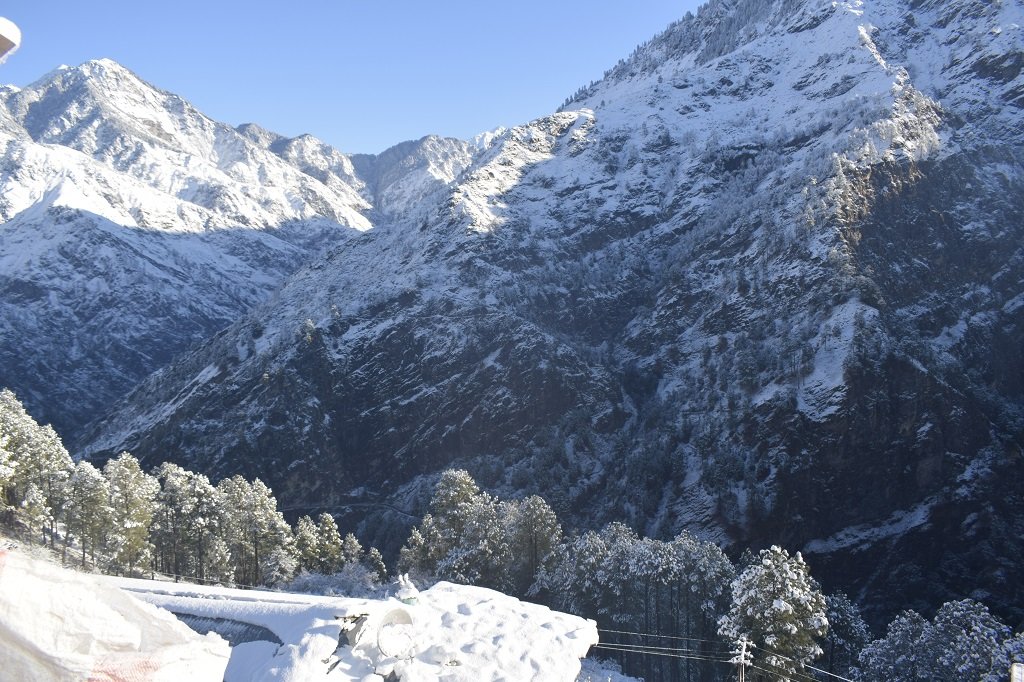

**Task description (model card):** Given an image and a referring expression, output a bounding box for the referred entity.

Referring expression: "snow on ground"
[0,548,230,681]
[797,300,877,421]
[108,574,598,681]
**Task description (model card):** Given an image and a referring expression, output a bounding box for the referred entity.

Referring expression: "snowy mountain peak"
[0,58,480,435]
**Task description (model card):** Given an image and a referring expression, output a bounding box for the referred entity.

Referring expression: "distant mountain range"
[3,0,1023,627]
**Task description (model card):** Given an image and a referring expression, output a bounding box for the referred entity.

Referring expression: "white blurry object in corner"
[0,547,230,681]
[0,17,20,63]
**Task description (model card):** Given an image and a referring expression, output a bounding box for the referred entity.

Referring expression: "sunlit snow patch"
[109,575,598,681]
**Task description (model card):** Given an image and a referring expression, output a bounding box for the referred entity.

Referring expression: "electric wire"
[592,640,732,656]
[596,627,728,646]
[597,626,857,682]
[748,662,822,682]
[589,638,733,659]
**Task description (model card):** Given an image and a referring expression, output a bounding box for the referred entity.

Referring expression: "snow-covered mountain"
[0,59,479,434]
[50,0,1024,626]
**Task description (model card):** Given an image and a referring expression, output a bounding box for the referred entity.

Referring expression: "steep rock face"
[81,0,1023,624]
[0,61,478,436]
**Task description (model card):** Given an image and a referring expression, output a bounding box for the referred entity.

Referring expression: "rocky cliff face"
[0,60,478,435]
[54,0,1024,625]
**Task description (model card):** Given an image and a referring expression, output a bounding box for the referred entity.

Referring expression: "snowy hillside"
[0,60,479,436]
[47,0,1024,627]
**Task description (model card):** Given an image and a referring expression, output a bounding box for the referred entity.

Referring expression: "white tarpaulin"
[0,548,229,682]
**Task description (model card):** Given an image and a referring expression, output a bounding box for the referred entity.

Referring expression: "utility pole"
[731,636,753,682]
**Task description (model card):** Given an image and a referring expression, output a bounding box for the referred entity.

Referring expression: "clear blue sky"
[0,1,703,154]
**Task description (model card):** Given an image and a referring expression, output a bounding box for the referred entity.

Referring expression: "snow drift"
[111,575,599,681]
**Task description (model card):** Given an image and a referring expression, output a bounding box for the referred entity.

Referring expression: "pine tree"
[413,470,513,591]
[103,452,159,575]
[860,600,1015,682]
[217,476,293,586]
[0,389,73,544]
[341,532,363,566]
[151,462,189,578]
[151,463,229,583]
[398,525,434,581]
[293,514,320,573]
[823,592,870,678]
[18,483,50,545]
[316,512,343,574]
[985,632,1024,682]
[930,600,1011,682]
[858,610,929,681]
[718,545,828,680]
[64,460,112,568]
[541,528,610,619]
[509,494,563,596]
[364,547,388,584]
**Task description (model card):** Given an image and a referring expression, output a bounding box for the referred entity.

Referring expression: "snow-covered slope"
[75,0,1024,626]
[0,60,479,436]
[0,545,596,681]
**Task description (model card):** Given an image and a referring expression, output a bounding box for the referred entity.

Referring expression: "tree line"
[2,388,1022,681]
[0,389,384,592]
[397,469,1024,682]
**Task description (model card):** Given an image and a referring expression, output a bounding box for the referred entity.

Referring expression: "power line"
[803,662,857,682]
[594,641,732,656]
[748,646,857,682]
[732,636,856,682]
[592,643,732,665]
[748,662,821,682]
[597,627,727,646]
[596,626,856,682]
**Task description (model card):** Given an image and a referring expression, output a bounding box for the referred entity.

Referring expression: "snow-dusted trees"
[103,452,159,575]
[0,389,387,590]
[858,609,928,680]
[399,469,504,588]
[822,592,870,678]
[18,483,51,545]
[217,476,294,586]
[285,512,389,596]
[718,545,828,680]
[63,461,112,567]
[544,523,734,682]
[0,389,72,543]
[151,463,231,583]
[293,514,320,572]
[399,470,562,595]
[508,494,563,596]
[316,512,344,574]
[857,599,1019,682]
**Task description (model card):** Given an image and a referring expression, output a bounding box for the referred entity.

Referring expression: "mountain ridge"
[0,58,480,434]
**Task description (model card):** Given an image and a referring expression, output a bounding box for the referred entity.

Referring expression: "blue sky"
[0,1,703,154]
